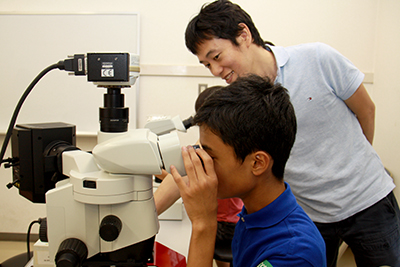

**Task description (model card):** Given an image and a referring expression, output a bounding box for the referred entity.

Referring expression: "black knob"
[99,215,122,242]
[55,238,88,267]
[39,218,48,242]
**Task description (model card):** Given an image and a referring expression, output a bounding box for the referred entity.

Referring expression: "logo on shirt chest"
[257,260,273,267]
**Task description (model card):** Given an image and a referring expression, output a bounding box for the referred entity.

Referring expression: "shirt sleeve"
[315,42,364,100]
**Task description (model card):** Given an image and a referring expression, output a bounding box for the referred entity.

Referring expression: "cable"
[0,61,65,168]
[0,55,85,260]
[27,218,43,262]
[0,54,86,170]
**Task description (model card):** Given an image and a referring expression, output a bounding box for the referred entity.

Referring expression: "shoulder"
[272,42,338,68]
[285,42,339,58]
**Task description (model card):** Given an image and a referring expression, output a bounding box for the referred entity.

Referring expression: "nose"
[209,63,223,78]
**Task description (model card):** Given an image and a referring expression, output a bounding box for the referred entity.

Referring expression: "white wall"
[372,0,400,198]
[0,0,399,235]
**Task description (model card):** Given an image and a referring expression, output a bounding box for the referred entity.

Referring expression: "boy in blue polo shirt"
[171,75,326,267]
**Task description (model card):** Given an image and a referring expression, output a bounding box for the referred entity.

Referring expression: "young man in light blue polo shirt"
[171,75,326,267]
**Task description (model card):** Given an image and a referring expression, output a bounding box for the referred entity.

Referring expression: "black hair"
[195,86,223,112]
[185,0,273,55]
[194,75,296,179]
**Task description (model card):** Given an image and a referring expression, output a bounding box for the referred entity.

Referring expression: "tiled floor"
[0,240,357,267]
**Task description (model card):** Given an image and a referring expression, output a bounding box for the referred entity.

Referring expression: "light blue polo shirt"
[269,43,395,223]
[232,183,326,267]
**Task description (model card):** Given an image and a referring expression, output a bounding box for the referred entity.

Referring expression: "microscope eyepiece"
[182,116,194,130]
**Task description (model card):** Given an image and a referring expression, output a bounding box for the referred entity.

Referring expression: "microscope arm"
[93,128,186,176]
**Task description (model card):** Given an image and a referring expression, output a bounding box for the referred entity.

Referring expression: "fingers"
[182,146,198,181]
[171,146,198,195]
[194,148,216,178]
[171,165,186,191]
[171,145,216,192]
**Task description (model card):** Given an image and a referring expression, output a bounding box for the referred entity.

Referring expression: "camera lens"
[100,88,129,132]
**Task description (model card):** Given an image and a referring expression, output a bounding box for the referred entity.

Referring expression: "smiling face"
[199,125,256,200]
[196,37,252,84]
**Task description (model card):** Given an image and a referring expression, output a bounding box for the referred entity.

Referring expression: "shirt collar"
[267,45,289,68]
[238,182,298,229]
[265,45,288,84]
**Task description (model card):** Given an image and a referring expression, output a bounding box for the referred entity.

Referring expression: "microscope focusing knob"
[99,215,122,242]
[39,217,48,242]
[55,238,88,267]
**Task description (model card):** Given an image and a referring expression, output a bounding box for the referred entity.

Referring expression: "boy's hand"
[171,146,218,267]
[171,145,218,228]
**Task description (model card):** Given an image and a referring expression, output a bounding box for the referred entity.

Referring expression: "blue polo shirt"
[232,183,326,267]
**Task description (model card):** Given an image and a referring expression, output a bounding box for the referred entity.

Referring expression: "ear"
[251,151,272,176]
[237,23,252,47]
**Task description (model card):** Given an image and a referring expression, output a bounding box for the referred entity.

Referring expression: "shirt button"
[241,217,245,222]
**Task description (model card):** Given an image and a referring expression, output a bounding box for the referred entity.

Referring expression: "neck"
[250,44,278,82]
[241,178,285,214]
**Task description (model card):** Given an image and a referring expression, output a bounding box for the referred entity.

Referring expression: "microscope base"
[82,236,155,266]
[32,240,186,267]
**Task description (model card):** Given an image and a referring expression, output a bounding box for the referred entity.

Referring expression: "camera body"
[11,122,76,203]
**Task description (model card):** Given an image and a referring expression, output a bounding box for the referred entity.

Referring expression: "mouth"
[224,71,235,83]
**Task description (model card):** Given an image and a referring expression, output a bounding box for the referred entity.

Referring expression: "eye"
[204,63,211,69]
[213,54,220,60]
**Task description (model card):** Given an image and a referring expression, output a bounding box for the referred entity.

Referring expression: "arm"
[154,171,181,215]
[171,146,218,267]
[344,84,375,144]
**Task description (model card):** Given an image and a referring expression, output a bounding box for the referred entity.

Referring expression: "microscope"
[3,53,191,267]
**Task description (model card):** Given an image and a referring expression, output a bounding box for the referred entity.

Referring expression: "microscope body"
[44,129,184,266]
[6,52,189,266]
